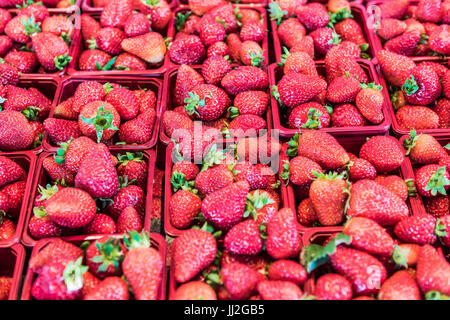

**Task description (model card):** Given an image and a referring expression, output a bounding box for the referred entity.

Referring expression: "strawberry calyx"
[215,17,228,30]
[124,231,151,249]
[61,32,72,45]
[175,11,192,32]
[424,166,450,196]
[91,237,125,273]
[277,46,290,67]
[54,137,74,164]
[391,244,409,269]
[103,82,115,94]
[301,108,323,129]
[360,82,382,91]
[444,143,450,150]
[405,179,416,197]
[143,0,159,8]
[328,30,342,45]
[328,8,353,27]
[403,129,418,156]
[170,171,196,193]
[390,90,405,111]
[21,16,41,37]
[201,144,227,171]
[184,92,212,117]
[435,218,447,238]
[63,257,88,293]
[343,180,352,214]
[117,152,144,166]
[234,7,242,23]
[286,132,300,158]
[33,206,48,218]
[300,233,352,273]
[80,105,119,143]
[418,33,429,45]
[268,2,287,27]
[21,106,41,121]
[271,85,285,108]
[249,50,264,68]
[118,176,136,188]
[54,53,72,71]
[402,75,419,96]
[227,106,240,120]
[86,38,97,50]
[97,57,117,72]
[244,190,275,220]
[193,221,222,239]
[359,43,369,52]
[37,183,61,201]
[280,159,290,185]
[425,291,450,300]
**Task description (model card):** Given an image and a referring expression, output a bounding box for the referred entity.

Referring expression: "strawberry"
[90,27,125,56]
[428,24,450,56]
[169,190,201,229]
[295,3,329,31]
[72,81,107,113]
[267,260,307,286]
[0,63,18,86]
[0,110,34,150]
[221,66,268,96]
[438,215,450,247]
[121,32,166,65]
[100,0,133,28]
[124,13,151,38]
[424,195,450,217]
[172,161,199,183]
[355,83,384,124]
[184,84,230,121]
[28,87,52,121]
[257,280,303,300]
[81,13,101,46]
[117,152,147,190]
[0,215,15,241]
[206,4,239,34]
[348,158,377,181]
[290,36,315,58]
[0,156,25,188]
[239,41,264,67]
[334,18,367,47]
[377,19,407,40]
[310,28,341,57]
[416,0,442,23]
[172,228,217,283]
[379,0,409,19]
[401,65,441,106]
[279,51,316,77]
[347,179,409,226]
[32,32,71,72]
[55,136,96,174]
[168,35,205,65]
[199,20,225,47]
[113,53,146,71]
[277,73,327,108]
[297,198,317,226]
[326,74,361,104]
[398,106,439,131]
[104,87,139,121]
[84,277,129,300]
[443,71,450,99]
[359,136,405,173]
[28,206,62,239]
[117,206,143,233]
[325,54,368,84]
[384,30,421,56]
[201,56,232,86]
[282,155,322,187]
[134,90,156,113]
[229,90,268,119]
[1,180,26,217]
[17,2,49,23]
[416,244,450,295]
[0,36,13,57]
[0,277,11,300]
[227,114,266,136]
[331,103,367,127]
[5,15,40,44]
[223,219,263,255]
[0,9,11,34]
[140,0,171,31]
[118,109,156,144]
[75,144,119,199]
[245,189,278,223]
[220,262,259,300]
[3,85,37,112]
[173,281,217,300]
[162,111,193,137]
[29,239,83,273]
[194,165,233,195]
[78,101,120,143]
[207,41,229,57]
[394,213,438,245]
[378,270,421,300]
[404,130,447,164]
[174,65,204,106]
[78,49,114,71]
[188,0,225,16]
[85,237,124,279]
[42,156,75,185]
[83,213,116,235]
[265,208,301,259]
[277,18,305,49]
[106,185,144,220]
[415,164,450,197]
[240,21,265,43]
[377,50,416,87]
[41,15,73,39]
[234,161,268,190]
[315,274,353,300]
[226,33,242,63]
[374,175,412,201]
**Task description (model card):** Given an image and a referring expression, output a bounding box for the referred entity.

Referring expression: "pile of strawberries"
[27,143,150,239]
[372,0,449,57]
[44,80,157,147]
[0,156,28,243]
[377,50,449,130]
[0,3,75,74]
[169,3,267,67]
[27,232,164,300]
[270,0,369,60]
[78,0,171,71]
[0,0,75,9]
[0,84,53,151]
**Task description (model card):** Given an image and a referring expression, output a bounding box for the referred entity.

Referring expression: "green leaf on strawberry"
[80,105,119,143]
[424,166,450,196]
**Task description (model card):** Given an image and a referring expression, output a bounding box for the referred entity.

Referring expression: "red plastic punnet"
[159,65,274,145]
[269,60,392,138]
[21,149,156,247]
[399,134,450,216]
[285,135,424,233]
[271,3,376,64]
[376,57,450,138]
[0,152,37,248]
[81,0,179,13]
[0,244,26,300]
[67,12,168,76]
[41,75,163,152]
[165,4,269,70]
[21,233,168,300]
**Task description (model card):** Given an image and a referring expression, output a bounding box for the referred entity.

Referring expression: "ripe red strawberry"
[347,179,409,226]
[296,198,317,227]
[84,276,129,300]
[239,41,264,67]
[325,53,368,84]
[3,85,37,112]
[201,56,232,86]
[355,83,384,124]
[295,3,329,31]
[277,73,327,108]
[83,213,116,235]
[55,136,96,174]
[374,175,411,201]
[81,13,101,44]
[172,161,199,183]
[384,30,421,56]
[326,74,361,104]
[117,206,143,233]
[184,84,230,121]
[174,281,217,300]
[424,195,450,217]
[226,33,242,63]
[394,213,438,245]
[281,51,317,77]
[199,20,225,47]
[224,219,263,255]
[283,155,322,187]
[359,136,405,173]
[168,35,205,65]
[427,25,450,55]
[443,70,450,99]
[162,110,193,137]
[348,158,377,181]
[310,27,341,57]
[234,161,268,190]
[331,103,367,127]
[0,9,11,34]
[435,98,450,129]
[315,273,353,300]
[245,189,278,223]
[404,131,446,164]
[169,190,201,229]
[267,260,307,286]
[277,18,305,49]
[107,184,144,220]
[44,187,96,228]
[265,208,301,259]
[220,262,259,300]
[100,0,133,28]
[221,66,269,96]
[415,164,450,197]
[240,21,265,43]
[133,89,156,113]
[201,181,249,230]
[378,0,409,19]
[416,0,442,22]
[396,105,440,130]
[104,87,139,121]
[378,270,421,300]
[229,91,268,119]
[0,216,15,241]
[28,206,62,239]
[377,19,407,40]
[377,50,416,87]
[72,81,107,113]
[227,114,266,136]
[207,41,229,58]
[0,110,35,150]
[174,65,204,106]
[116,152,147,190]
[290,36,315,58]
[1,180,25,217]
[118,109,156,144]
[401,65,441,106]
[32,32,71,72]
[17,2,49,23]
[438,215,450,247]
[113,53,146,71]
[416,244,450,295]
[90,27,125,56]
[41,15,73,39]
[123,13,150,38]
[121,32,166,65]
[28,87,51,121]
[172,228,217,283]
[0,277,11,300]
[5,15,40,44]
[257,280,303,300]
[86,237,124,279]
[140,0,171,31]
[194,165,233,195]
[42,156,75,185]
[78,101,120,143]
[0,156,25,188]
[80,271,100,298]
[0,36,13,57]
[0,63,18,86]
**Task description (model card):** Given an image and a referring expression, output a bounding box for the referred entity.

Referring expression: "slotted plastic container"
[166,4,269,70]
[269,60,392,138]
[272,3,376,64]
[81,0,178,13]
[0,152,37,248]
[21,149,156,247]
[41,75,163,152]
[286,135,423,232]
[377,57,450,138]
[21,233,168,300]
[67,12,169,76]
[159,65,274,145]
[399,134,450,216]
[0,244,26,300]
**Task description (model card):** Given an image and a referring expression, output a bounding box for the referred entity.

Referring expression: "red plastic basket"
[159,65,274,145]
[285,135,424,232]
[81,0,178,13]
[377,57,450,138]
[0,244,26,300]
[398,134,450,216]
[165,4,269,70]
[67,12,168,76]
[272,3,376,64]
[21,233,168,300]
[269,60,392,138]
[21,149,156,247]
[0,152,37,248]
[41,75,163,152]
